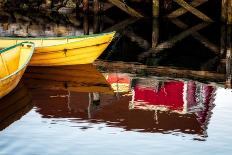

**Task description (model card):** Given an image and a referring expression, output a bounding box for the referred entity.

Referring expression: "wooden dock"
[1,0,231,24]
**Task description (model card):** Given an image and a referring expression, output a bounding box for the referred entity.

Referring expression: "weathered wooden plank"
[167,0,207,18]
[153,0,159,17]
[107,0,143,17]
[174,0,213,22]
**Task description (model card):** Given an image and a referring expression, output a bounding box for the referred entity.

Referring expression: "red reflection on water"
[31,76,215,139]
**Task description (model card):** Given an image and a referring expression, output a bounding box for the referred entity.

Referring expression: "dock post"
[221,0,227,22]
[93,0,100,14]
[76,0,80,13]
[93,15,100,33]
[83,15,89,35]
[222,0,232,24]
[226,25,232,88]
[152,18,159,48]
[153,0,159,17]
[228,0,232,24]
[83,0,89,13]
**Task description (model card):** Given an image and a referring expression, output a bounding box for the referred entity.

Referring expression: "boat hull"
[0,68,26,98]
[0,42,34,98]
[0,32,115,66]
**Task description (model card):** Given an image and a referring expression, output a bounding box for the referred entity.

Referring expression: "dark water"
[1,10,232,155]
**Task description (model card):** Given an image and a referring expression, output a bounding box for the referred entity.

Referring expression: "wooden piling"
[226,25,232,88]
[153,0,159,17]
[83,0,89,13]
[75,0,80,13]
[222,0,232,24]
[228,0,232,24]
[83,15,89,35]
[152,18,159,48]
[93,0,100,14]
[222,0,228,22]
[93,15,100,34]
[220,25,226,56]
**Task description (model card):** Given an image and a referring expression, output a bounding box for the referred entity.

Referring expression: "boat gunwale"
[0,31,116,40]
[0,42,35,82]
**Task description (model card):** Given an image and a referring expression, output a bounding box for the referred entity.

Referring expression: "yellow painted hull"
[0,42,34,98]
[23,64,114,94]
[0,32,116,66]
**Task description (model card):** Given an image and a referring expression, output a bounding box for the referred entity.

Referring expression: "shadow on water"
[0,82,33,131]
[0,9,231,154]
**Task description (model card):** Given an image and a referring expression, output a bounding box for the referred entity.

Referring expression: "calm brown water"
[0,10,232,155]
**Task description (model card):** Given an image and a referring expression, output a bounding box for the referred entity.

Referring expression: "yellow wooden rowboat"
[23,64,114,94]
[0,42,34,99]
[0,31,116,66]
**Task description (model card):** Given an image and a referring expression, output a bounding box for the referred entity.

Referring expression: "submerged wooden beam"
[154,23,209,52]
[125,31,150,49]
[173,0,213,22]
[139,22,210,59]
[94,60,226,84]
[171,19,219,54]
[153,0,159,17]
[167,0,207,18]
[107,0,143,17]
[103,17,138,32]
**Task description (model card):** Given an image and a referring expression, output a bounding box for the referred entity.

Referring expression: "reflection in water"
[23,64,113,94]
[130,78,216,139]
[25,66,216,140]
[104,73,132,93]
[0,82,33,131]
